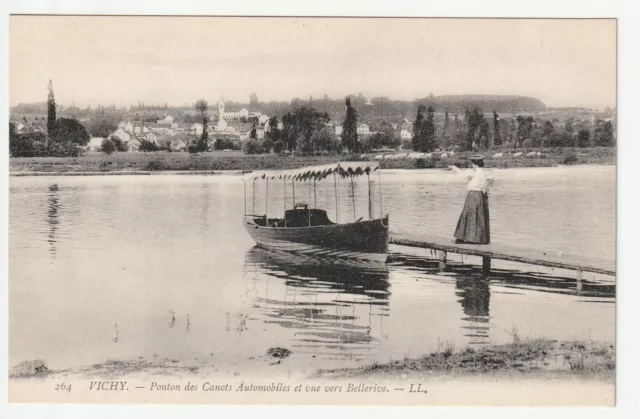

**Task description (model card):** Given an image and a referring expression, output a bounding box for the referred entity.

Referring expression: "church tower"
[218,94,225,119]
[215,93,228,132]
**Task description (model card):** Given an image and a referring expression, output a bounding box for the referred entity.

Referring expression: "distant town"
[9,81,616,162]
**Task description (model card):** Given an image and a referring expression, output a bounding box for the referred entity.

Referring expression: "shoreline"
[9,148,616,176]
[8,163,615,177]
[9,339,614,382]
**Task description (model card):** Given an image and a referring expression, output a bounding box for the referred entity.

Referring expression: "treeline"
[233,94,546,122]
[411,107,616,152]
[13,94,547,124]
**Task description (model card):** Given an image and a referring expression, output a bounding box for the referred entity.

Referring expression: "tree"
[195,99,209,152]
[412,104,426,151]
[423,106,437,151]
[310,127,340,154]
[266,116,282,143]
[243,138,262,155]
[465,108,485,151]
[110,136,128,152]
[478,119,490,149]
[341,97,359,152]
[139,139,159,152]
[52,118,90,146]
[101,139,116,155]
[593,120,615,147]
[250,92,259,105]
[273,140,287,154]
[47,79,56,137]
[10,131,47,157]
[541,120,555,147]
[577,129,591,148]
[516,116,534,146]
[89,118,118,138]
[493,112,502,147]
[282,106,331,154]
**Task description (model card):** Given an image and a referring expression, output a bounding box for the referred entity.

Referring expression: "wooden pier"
[389,232,615,281]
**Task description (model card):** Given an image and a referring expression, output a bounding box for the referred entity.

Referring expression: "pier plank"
[389,232,615,276]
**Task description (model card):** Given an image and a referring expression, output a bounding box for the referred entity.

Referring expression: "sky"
[10,16,616,109]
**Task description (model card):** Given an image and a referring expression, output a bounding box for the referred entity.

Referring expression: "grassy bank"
[9,147,615,174]
[316,339,615,381]
[10,339,614,381]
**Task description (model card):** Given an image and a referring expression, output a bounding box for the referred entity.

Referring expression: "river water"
[9,165,615,376]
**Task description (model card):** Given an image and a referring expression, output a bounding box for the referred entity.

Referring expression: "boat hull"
[243,216,389,262]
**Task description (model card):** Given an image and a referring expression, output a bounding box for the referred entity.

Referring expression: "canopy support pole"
[252,179,256,215]
[265,178,269,223]
[350,176,356,222]
[378,169,384,217]
[308,179,312,226]
[333,172,339,223]
[367,172,372,220]
[243,180,247,216]
[283,177,287,228]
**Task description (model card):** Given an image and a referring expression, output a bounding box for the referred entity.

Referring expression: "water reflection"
[244,247,390,360]
[456,278,491,345]
[47,184,61,259]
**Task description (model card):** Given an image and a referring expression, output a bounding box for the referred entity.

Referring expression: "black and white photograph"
[6,14,619,406]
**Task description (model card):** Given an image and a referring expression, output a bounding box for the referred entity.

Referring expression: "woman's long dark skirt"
[454,190,490,244]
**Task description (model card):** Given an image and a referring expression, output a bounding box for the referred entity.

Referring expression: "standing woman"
[449,155,495,244]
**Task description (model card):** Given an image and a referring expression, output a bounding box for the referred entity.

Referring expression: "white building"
[357,123,370,135]
[128,138,141,152]
[400,129,412,140]
[335,125,344,136]
[86,137,104,152]
[143,132,158,144]
[191,123,204,136]
[112,127,131,143]
[132,123,150,135]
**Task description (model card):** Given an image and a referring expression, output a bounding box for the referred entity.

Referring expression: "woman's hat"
[469,154,485,161]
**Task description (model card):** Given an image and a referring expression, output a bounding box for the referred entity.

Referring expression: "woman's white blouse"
[451,166,494,192]
[466,168,494,192]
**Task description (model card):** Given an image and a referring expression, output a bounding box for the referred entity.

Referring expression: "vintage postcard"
[7,15,616,406]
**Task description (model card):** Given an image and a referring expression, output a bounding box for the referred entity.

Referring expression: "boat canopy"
[243,162,380,182]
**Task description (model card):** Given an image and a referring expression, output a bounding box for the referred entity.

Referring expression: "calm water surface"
[9,165,615,376]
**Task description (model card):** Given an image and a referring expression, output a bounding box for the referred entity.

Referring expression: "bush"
[10,132,46,157]
[272,140,287,154]
[577,129,591,148]
[144,160,166,171]
[243,138,263,155]
[139,140,159,152]
[522,138,533,149]
[47,139,84,157]
[111,137,128,152]
[415,158,437,169]
[187,144,200,154]
[101,139,116,155]
[562,152,579,165]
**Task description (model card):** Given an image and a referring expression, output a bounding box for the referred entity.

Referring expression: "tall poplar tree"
[424,106,436,151]
[341,97,359,152]
[47,79,56,139]
[493,111,502,146]
[412,104,426,151]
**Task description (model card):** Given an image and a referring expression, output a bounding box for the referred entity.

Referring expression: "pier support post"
[437,251,447,271]
[482,256,492,278]
[576,269,583,293]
